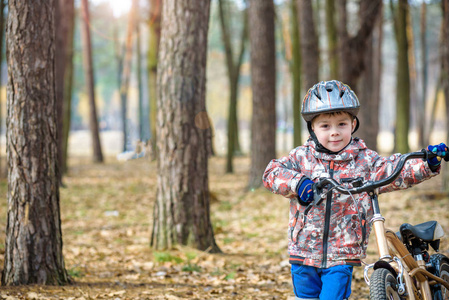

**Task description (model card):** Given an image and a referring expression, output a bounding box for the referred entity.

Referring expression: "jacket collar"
[305,137,367,162]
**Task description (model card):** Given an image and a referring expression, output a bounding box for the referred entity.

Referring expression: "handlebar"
[314,148,449,197]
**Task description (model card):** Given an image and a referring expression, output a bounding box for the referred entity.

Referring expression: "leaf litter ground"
[0,156,448,300]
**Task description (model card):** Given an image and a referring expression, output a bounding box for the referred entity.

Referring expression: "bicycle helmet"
[301,80,360,122]
[301,80,361,154]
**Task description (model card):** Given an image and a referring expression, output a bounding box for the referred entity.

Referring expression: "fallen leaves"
[0,156,448,300]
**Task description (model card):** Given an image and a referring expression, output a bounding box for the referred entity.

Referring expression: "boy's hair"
[311,111,355,124]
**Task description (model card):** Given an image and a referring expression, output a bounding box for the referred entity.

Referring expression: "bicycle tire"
[441,261,449,300]
[430,254,449,300]
[370,268,402,300]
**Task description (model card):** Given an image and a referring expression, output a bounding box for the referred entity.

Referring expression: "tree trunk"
[218,0,248,173]
[337,0,382,91]
[407,6,418,148]
[393,0,411,153]
[80,0,103,162]
[418,2,427,149]
[62,0,75,175]
[290,0,302,147]
[120,0,138,152]
[358,2,383,151]
[0,0,5,177]
[441,0,449,192]
[2,0,69,285]
[326,0,338,79]
[55,0,75,178]
[136,18,144,142]
[151,0,220,253]
[248,0,276,189]
[147,0,161,158]
[298,0,319,92]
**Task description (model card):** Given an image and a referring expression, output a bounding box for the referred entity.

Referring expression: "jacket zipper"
[321,161,334,268]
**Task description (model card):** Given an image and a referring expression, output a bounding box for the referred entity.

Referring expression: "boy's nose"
[330,127,339,135]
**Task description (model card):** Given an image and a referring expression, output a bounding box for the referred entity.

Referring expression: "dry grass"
[0,155,448,299]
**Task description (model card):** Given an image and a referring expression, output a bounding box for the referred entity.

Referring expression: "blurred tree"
[441,0,449,192]
[218,0,248,173]
[55,0,75,178]
[417,1,427,149]
[248,0,276,189]
[325,0,338,79]
[147,0,161,158]
[337,0,382,90]
[289,0,302,147]
[136,14,144,142]
[0,0,5,178]
[80,0,103,162]
[391,0,411,153]
[358,2,383,151]
[119,0,138,152]
[151,0,220,253]
[61,0,75,175]
[61,0,75,173]
[299,0,319,92]
[2,0,69,285]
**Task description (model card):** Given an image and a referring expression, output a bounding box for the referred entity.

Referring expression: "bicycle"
[312,148,449,300]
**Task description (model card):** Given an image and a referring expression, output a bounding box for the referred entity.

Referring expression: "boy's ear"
[351,118,357,131]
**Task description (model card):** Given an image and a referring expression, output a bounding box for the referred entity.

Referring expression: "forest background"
[0,0,448,299]
[0,0,446,159]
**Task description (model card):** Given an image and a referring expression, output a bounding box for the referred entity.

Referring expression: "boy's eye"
[320,124,329,129]
[339,122,348,126]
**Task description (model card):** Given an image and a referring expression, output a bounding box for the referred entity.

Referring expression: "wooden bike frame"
[370,193,449,300]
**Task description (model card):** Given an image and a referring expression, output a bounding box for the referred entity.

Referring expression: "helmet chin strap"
[306,117,359,154]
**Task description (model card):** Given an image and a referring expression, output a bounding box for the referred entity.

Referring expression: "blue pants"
[291,264,353,300]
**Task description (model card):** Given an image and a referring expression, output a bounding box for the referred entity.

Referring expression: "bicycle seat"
[397,221,445,242]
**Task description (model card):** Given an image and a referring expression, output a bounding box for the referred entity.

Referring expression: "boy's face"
[311,112,356,153]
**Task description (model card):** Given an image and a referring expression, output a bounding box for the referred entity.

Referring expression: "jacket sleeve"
[262,148,306,199]
[368,151,440,194]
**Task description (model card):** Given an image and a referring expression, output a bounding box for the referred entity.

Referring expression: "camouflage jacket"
[262,138,439,268]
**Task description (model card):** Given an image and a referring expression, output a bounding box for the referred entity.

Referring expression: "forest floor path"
[1,155,448,299]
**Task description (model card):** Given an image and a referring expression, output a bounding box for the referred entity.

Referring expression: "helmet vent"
[314,87,321,99]
[339,89,345,98]
[325,82,334,92]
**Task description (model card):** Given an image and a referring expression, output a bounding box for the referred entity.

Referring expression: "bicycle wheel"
[370,268,402,300]
[440,260,449,300]
[430,254,449,300]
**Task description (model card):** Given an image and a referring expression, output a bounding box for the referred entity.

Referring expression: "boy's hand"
[427,143,448,167]
[297,178,314,203]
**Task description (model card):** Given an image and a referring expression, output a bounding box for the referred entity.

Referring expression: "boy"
[262,80,447,300]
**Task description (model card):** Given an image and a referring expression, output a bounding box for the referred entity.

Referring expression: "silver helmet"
[301,80,360,122]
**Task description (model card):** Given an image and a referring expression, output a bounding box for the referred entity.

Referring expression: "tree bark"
[151,0,220,253]
[290,0,302,147]
[2,0,69,285]
[393,0,411,153]
[147,0,161,158]
[218,0,247,173]
[80,0,103,162]
[248,0,276,189]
